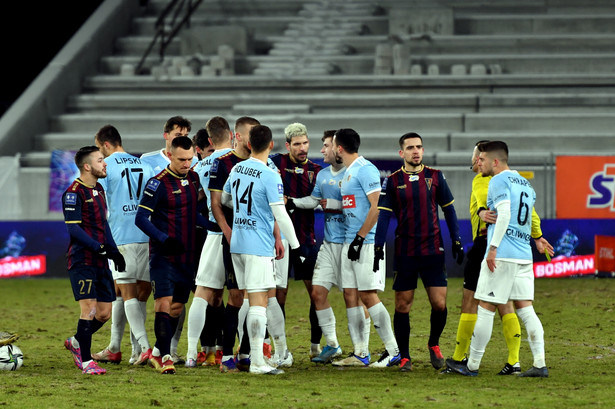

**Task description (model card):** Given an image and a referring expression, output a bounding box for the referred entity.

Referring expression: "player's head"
[205,116,232,148]
[249,125,273,154]
[332,128,360,163]
[167,136,195,175]
[398,132,424,168]
[477,140,509,176]
[75,146,106,179]
[321,130,341,165]
[193,128,214,160]
[284,122,309,162]
[471,140,490,173]
[234,116,260,153]
[94,125,122,158]
[163,116,191,149]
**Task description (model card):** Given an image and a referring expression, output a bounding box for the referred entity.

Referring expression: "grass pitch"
[1,276,614,408]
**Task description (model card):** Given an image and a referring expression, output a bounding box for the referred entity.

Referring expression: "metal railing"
[135,0,203,74]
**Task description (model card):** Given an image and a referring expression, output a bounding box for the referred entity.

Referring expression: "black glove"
[373,245,384,272]
[452,238,464,265]
[348,234,365,261]
[285,198,296,214]
[289,246,303,275]
[98,244,126,272]
[162,237,185,256]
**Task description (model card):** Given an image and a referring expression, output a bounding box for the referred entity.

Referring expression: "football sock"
[428,307,447,347]
[266,297,288,355]
[200,304,215,349]
[109,297,126,353]
[237,298,250,354]
[213,301,225,348]
[501,312,521,365]
[516,306,546,368]
[124,298,149,351]
[452,313,477,361]
[363,312,371,352]
[468,306,495,371]
[154,311,173,357]
[316,307,339,348]
[186,297,208,360]
[393,310,410,359]
[222,304,240,356]
[368,302,399,357]
[309,302,323,345]
[247,306,267,366]
[75,319,93,362]
[346,306,366,356]
[170,306,185,355]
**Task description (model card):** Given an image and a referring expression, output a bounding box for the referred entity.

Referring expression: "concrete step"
[455,14,615,35]
[100,52,615,76]
[49,112,464,135]
[464,112,615,132]
[145,0,305,16]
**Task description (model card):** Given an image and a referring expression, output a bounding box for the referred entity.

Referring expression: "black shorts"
[68,264,116,302]
[291,244,319,281]
[392,254,447,291]
[221,235,240,290]
[463,235,487,292]
[149,253,194,304]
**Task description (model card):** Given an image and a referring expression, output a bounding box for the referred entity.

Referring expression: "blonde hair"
[284,122,308,143]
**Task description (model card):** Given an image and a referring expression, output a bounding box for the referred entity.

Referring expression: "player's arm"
[135,206,166,243]
[211,190,232,243]
[486,199,511,272]
[271,204,299,249]
[273,222,284,260]
[529,207,554,257]
[63,192,100,250]
[441,201,465,264]
[358,191,380,238]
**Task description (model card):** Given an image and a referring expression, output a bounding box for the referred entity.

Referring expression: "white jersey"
[223,157,285,257]
[340,156,381,244]
[98,151,154,245]
[141,148,197,174]
[486,169,536,262]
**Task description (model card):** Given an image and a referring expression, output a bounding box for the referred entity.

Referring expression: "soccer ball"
[0,344,24,371]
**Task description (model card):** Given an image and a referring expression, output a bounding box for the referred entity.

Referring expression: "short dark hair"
[164,116,192,133]
[95,124,122,147]
[206,116,231,144]
[249,125,272,153]
[193,128,211,150]
[399,132,422,148]
[235,116,260,131]
[480,140,509,162]
[171,136,194,151]
[334,128,360,154]
[74,146,100,170]
[322,129,336,142]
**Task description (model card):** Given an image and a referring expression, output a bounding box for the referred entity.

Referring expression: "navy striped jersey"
[378,165,455,257]
[62,179,110,269]
[138,167,201,264]
[269,153,321,245]
[208,150,248,228]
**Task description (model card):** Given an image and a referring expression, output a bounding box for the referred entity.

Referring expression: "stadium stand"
[1,0,614,219]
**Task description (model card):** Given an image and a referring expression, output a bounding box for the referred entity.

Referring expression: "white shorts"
[195,234,225,289]
[475,259,534,305]
[340,243,385,292]
[274,239,289,289]
[312,241,343,291]
[111,242,149,284]
[231,253,276,293]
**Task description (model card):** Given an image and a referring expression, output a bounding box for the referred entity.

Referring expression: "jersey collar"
[401,164,424,175]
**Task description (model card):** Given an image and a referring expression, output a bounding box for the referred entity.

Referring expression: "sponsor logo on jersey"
[342,195,356,208]
[65,193,77,205]
[295,168,304,174]
[146,179,160,192]
[409,175,419,182]
[277,184,284,194]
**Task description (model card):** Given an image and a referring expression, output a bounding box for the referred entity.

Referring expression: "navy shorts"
[463,235,487,292]
[68,264,116,302]
[150,253,194,304]
[221,235,240,290]
[291,244,319,281]
[393,254,447,291]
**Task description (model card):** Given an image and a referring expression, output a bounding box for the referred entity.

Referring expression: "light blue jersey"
[486,170,536,261]
[311,166,346,244]
[99,151,154,245]
[340,156,381,244]
[223,157,285,257]
[193,148,233,234]
[140,148,197,174]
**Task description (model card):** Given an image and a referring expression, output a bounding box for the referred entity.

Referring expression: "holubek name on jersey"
[234,165,262,179]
